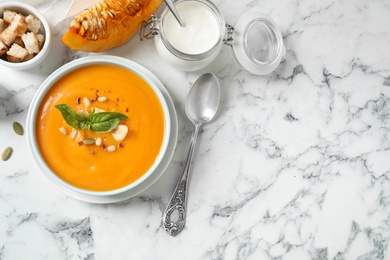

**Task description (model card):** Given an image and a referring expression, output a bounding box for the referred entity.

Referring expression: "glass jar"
[141,0,285,75]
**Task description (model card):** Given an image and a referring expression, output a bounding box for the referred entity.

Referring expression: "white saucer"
[34,57,178,204]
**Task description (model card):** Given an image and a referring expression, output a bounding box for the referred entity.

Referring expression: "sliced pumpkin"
[62,0,163,52]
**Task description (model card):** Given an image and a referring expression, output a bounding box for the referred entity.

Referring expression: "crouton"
[36,33,45,49]
[8,14,28,36]
[0,18,6,33]
[7,43,29,62]
[22,32,39,54]
[24,53,35,61]
[25,14,42,34]
[0,27,17,46]
[0,14,28,46]
[13,36,24,47]
[3,10,16,24]
[0,39,7,56]
[0,10,46,64]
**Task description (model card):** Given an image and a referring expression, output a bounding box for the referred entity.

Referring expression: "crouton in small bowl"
[0,2,51,70]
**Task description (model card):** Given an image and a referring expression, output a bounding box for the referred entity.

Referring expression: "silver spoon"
[163,73,220,236]
[164,0,185,27]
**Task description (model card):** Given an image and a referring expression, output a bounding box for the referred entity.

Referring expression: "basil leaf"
[88,112,128,133]
[55,104,127,133]
[80,121,92,132]
[55,104,88,130]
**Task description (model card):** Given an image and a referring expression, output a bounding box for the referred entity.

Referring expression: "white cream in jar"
[143,0,286,74]
[163,1,219,55]
[155,0,225,71]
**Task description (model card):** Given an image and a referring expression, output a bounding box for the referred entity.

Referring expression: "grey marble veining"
[0,0,390,259]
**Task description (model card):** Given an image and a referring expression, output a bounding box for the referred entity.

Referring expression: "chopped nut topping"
[93,108,106,113]
[59,127,67,135]
[111,125,128,141]
[95,137,102,146]
[83,97,91,107]
[98,96,107,102]
[70,129,77,139]
[77,109,89,117]
[106,145,115,152]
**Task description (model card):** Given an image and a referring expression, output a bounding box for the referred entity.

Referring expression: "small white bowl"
[0,2,51,70]
[26,56,172,199]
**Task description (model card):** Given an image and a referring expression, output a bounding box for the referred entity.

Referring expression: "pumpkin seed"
[2,146,13,161]
[13,121,24,136]
[82,20,89,30]
[83,138,96,145]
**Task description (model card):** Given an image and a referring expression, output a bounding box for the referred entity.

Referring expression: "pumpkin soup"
[36,64,165,191]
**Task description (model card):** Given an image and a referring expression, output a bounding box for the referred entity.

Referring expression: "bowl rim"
[26,55,172,196]
[0,1,51,70]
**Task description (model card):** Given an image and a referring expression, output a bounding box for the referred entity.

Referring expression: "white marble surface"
[1,0,390,259]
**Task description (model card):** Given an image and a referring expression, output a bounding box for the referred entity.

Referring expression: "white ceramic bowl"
[0,2,51,70]
[26,56,172,198]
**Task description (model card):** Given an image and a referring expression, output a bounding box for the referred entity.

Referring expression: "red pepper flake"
[75,97,81,104]
[91,150,95,155]
[91,93,99,103]
[118,143,124,148]
[102,144,106,149]
[116,98,119,102]
[78,141,83,146]
[126,108,129,112]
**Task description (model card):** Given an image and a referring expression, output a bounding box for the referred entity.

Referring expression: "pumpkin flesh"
[62,0,163,52]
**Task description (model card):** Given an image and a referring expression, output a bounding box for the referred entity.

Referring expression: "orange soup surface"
[36,64,165,191]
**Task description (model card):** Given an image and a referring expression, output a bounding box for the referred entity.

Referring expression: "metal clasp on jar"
[223,24,235,46]
[140,15,159,40]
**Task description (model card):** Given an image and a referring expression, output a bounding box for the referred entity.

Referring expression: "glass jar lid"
[227,11,286,75]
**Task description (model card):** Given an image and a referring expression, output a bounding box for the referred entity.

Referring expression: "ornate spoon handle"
[163,124,200,236]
